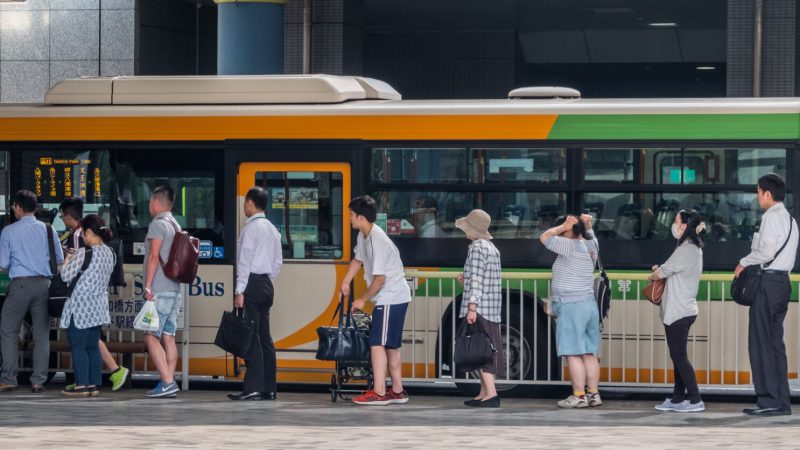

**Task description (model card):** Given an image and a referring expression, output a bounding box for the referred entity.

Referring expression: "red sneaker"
[352,389,391,406]
[386,389,409,404]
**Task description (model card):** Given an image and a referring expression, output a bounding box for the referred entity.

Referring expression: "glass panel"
[18,150,113,233]
[583,148,682,183]
[114,149,223,257]
[372,147,567,185]
[256,171,344,260]
[685,148,787,185]
[371,148,468,184]
[583,191,779,242]
[584,148,788,185]
[371,191,566,239]
[476,148,566,183]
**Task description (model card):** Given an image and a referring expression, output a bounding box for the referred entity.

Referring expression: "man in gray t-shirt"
[142,185,182,398]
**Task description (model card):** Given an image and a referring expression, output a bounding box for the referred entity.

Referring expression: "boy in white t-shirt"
[341,195,412,406]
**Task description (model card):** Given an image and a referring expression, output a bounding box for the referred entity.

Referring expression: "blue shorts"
[369,302,409,349]
[552,298,600,357]
[151,291,181,338]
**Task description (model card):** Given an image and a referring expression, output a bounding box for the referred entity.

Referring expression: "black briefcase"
[214,309,255,358]
[315,295,370,363]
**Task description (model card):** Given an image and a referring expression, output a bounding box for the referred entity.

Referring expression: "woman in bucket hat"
[455,209,505,408]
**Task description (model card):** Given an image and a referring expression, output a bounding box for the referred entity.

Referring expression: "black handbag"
[453,320,496,371]
[315,295,370,363]
[214,308,256,358]
[732,215,793,306]
[591,249,612,327]
[46,225,92,318]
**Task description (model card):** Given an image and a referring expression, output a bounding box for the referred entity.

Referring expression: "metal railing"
[401,270,800,389]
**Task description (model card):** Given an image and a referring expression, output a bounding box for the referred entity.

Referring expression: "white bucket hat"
[455,209,493,240]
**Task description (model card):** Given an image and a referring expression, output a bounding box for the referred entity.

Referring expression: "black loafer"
[743,407,791,416]
[464,399,481,407]
[477,396,501,408]
[228,391,266,401]
[265,392,277,400]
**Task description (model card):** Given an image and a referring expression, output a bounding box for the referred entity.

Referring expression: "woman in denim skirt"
[540,214,602,408]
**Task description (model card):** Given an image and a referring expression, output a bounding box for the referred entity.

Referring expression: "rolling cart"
[329,311,373,402]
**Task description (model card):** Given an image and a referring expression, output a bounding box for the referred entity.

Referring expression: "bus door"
[237,163,351,367]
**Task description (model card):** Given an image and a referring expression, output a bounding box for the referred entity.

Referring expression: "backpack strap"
[157,215,181,269]
[45,223,58,276]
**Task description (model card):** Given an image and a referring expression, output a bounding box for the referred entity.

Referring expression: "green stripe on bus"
[547,114,800,140]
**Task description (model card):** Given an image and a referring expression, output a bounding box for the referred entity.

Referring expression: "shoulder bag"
[315,294,370,363]
[731,215,793,306]
[644,277,666,305]
[453,320,495,371]
[591,244,612,324]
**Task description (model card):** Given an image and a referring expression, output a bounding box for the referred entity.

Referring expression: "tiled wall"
[0,0,136,103]
[138,0,216,76]
[284,0,362,76]
[727,0,796,97]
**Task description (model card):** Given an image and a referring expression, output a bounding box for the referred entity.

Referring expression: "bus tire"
[437,291,559,396]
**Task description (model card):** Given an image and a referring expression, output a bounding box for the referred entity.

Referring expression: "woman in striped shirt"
[541,214,602,409]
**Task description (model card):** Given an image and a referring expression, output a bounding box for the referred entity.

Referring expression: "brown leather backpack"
[159,218,200,284]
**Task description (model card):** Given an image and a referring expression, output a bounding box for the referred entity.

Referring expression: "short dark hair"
[59,197,84,221]
[349,195,377,223]
[152,185,174,206]
[553,214,587,239]
[245,186,268,211]
[81,214,114,243]
[758,173,786,202]
[12,190,37,213]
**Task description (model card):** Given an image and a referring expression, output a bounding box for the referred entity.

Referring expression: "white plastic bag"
[134,301,160,332]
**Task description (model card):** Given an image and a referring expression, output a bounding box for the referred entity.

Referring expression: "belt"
[249,273,270,278]
[12,275,49,280]
[762,269,788,275]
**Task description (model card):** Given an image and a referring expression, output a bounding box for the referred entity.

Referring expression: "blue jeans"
[68,323,102,386]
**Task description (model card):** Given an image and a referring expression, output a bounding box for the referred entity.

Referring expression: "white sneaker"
[557,395,589,408]
[655,398,684,411]
[587,392,602,407]
[674,400,705,413]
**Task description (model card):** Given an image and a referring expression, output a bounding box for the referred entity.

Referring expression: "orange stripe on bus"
[0,115,558,141]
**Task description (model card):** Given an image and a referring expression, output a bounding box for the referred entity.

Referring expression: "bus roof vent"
[44,74,402,105]
[508,86,581,100]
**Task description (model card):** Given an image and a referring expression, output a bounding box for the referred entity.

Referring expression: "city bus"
[0,75,797,390]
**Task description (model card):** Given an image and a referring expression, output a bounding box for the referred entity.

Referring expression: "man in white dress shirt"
[228,186,283,401]
[735,173,798,416]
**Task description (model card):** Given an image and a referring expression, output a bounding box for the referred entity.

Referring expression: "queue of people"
[0,173,795,416]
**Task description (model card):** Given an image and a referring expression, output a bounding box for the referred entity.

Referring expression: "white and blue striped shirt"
[546,231,598,303]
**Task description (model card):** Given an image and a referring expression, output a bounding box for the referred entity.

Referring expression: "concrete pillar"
[214,0,285,75]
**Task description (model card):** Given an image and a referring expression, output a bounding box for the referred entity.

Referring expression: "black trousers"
[664,315,701,403]
[242,274,276,394]
[748,272,791,411]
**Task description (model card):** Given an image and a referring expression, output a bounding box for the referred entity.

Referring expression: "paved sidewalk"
[0,388,798,449]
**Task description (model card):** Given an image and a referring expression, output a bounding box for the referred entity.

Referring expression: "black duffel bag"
[316,295,370,363]
[453,320,496,371]
[214,308,255,358]
[731,215,793,306]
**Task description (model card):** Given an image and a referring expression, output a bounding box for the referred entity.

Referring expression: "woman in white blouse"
[60,215,115,398]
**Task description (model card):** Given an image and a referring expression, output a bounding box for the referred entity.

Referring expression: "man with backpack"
[142,185,183,398]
